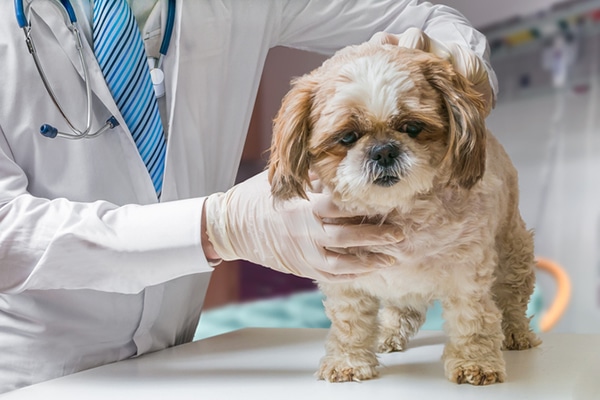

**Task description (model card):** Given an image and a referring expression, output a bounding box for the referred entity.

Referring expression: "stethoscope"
[14,0,175,139]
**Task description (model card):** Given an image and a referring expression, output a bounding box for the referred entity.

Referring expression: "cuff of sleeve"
[203,192,239,261]
[81,197,212,293]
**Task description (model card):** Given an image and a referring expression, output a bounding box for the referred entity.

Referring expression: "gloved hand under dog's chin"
[204,171,404,282]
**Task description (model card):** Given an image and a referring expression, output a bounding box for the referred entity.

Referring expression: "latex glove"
[370,27,494,115]
[204,171,404,282]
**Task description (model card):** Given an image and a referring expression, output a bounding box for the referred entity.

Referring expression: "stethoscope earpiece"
[39,117,120,140]
[40,124,58,138]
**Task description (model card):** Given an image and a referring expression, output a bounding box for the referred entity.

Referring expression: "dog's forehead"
[322,51,424,120]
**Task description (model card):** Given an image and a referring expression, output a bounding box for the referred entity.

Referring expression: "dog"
[267,41,540,385]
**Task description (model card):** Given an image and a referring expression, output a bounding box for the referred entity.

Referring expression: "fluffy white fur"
[268,43,540,385]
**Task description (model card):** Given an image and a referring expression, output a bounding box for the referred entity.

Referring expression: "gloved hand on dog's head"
[369,28,495,116]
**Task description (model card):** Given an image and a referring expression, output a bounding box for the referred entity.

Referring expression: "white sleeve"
[274,0,498,97]
[0,128,212,295]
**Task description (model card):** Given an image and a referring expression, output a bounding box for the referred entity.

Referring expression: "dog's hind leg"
[442,288,506,385]
[493,220,541,350]
[376,296,427,353]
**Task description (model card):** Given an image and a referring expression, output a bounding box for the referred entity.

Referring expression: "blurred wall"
[484,8,600,333]
[435,0,570,28]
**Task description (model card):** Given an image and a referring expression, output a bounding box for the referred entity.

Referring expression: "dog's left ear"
[423,59,487,189]
[268,73,318,201]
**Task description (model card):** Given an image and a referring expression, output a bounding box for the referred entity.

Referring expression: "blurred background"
[201,0,600,335]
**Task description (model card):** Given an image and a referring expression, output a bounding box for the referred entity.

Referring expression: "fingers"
[307,192,404,245]
[320,222,404,247]
[307,192,349,219]
[317,251,396,280]
[395,27,429,50]
[442,43,493,115]
[271,250,393,283]
[368,31,399,46]
[370,28,431,51]
[445,43,484,82]
[307,173,325,194]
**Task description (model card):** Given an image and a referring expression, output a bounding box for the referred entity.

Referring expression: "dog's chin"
[330,171,436,215]
[373,175,400,187]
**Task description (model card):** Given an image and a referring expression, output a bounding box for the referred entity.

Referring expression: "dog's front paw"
[503,330,541,350]
[317,359,379,382]
[447,362,506,385]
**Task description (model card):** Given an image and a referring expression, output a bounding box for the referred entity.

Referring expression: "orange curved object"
[535,257,571,332]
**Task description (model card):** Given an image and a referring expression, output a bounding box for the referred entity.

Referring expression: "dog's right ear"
[268,74,317,201]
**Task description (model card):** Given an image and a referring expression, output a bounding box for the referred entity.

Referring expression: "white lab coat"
[0,0,496,392]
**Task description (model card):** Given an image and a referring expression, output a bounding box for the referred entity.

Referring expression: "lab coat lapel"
[159,0,181,201]
[160,1,233,201]
[28,3,130,135]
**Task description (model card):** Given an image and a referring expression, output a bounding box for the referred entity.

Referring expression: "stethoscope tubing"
[160,0,175,56]
[15,0,77,28]
[14,0,175,139]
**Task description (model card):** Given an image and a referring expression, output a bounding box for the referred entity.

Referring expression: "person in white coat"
[0,0,497,393]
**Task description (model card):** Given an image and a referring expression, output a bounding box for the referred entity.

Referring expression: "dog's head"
[268,43,487,213]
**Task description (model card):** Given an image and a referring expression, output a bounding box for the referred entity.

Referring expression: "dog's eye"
[399,122,424,138]
[339,131,360,146]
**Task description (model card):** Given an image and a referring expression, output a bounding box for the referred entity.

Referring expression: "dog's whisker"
[365,157,411,182]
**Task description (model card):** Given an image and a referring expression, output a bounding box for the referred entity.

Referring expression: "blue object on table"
[194,287,544,341]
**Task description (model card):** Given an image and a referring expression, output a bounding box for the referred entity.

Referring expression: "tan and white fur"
[268,42,540,385]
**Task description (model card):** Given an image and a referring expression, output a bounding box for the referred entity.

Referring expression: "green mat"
[194,287,543,340]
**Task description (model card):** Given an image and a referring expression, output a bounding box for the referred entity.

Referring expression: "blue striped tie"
[93,0,166,197]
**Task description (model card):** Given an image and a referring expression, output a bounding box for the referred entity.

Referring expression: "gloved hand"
[370,27,495,116]
[203,171,404,282]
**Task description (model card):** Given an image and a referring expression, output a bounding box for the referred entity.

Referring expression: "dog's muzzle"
[366,142,408,187]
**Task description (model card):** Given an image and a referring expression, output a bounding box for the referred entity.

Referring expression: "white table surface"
[2,328,599,399]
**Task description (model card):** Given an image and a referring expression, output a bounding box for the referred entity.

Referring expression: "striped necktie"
[93,0,166,197]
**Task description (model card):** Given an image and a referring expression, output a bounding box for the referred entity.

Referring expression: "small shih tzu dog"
[267,41,540,385]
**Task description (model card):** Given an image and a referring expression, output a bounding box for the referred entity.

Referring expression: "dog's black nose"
[370,143,400,167]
